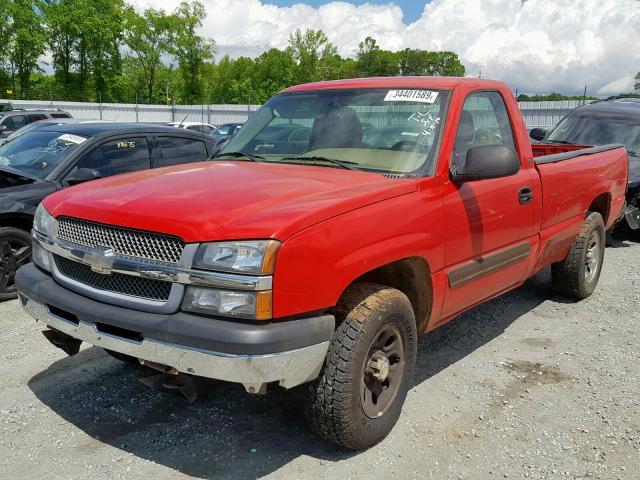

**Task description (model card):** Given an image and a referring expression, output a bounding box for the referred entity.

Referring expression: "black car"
[210,122,243,149]
[530,97,640,230]
[0,122,215,299]
[0,109,73,138]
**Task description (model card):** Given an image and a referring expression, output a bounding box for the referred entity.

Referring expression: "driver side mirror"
[452,145,520,182]
[0,125,7,131]
[65,167,101,186]
[529,128,547,142]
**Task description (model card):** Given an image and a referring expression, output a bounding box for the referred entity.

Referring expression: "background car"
[0,118,104,146]
[166,121,216,134]
[210,122,243,149]
[0,109,72,138]
[0,122,215,300]
[530,97,640,231]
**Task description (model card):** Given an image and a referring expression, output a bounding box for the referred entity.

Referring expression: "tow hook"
[138,360,198,403]
[42,328,82,356]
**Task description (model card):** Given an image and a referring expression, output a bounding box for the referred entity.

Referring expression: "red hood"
[44,161,417,242]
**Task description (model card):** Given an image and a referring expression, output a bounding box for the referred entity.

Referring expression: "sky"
[267,0,426,23]
[129,0,640,96]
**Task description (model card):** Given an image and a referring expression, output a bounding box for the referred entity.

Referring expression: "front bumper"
[17,264,334,391]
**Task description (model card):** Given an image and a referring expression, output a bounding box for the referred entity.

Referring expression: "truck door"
[439,91,538,319]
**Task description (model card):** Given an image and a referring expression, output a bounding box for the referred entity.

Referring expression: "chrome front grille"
[57,217,185,264]
[55,255,172,302]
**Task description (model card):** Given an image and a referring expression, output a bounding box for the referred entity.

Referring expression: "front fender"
[272,186,445,319]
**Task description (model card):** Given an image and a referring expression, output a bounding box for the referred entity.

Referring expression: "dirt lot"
[1,237,639,480]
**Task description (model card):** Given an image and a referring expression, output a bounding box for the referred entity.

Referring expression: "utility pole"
[582,85,587,105]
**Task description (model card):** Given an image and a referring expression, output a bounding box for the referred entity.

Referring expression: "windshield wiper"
[279,156,358,171]
[548,140,574,145]
[214,151,265,162]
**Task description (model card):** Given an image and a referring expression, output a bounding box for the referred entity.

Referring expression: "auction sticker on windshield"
[384,90,439,104]
[57,134,87,145]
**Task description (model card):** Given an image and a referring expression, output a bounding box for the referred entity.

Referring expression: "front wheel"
[552,211,605,299]
[304,283,417,450]
[0,227,32,301]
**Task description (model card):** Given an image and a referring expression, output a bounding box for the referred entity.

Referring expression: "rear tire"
[552,212,605,299]
[304,283,417,450]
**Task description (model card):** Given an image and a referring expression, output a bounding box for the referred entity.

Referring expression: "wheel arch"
[588,192,611,225]
[0,212,34,232]
[341,256,432,333]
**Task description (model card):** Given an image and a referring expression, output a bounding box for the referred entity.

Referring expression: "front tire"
[305,283,417,450]
[552,211,605,299]
[0,227,32,301]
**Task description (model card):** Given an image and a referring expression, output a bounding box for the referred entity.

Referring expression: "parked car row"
[8,77,629,450]
[0,109,73,139]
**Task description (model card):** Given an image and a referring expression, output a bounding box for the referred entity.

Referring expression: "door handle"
[518,186,533,205]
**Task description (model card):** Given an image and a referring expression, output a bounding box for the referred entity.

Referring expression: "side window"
[3,115,26,130]
[76,137,150,177]
[51,113,71,119]
[156,136,207,167]
[453,91,516,168]
[29,114,48,122]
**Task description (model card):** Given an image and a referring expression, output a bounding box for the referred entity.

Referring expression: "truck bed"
[532,143,628,269]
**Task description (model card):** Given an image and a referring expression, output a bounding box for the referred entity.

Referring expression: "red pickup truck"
[16,78,628,450]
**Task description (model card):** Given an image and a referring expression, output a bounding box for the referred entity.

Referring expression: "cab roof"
[281,76,507,93]
[33,122,209,138]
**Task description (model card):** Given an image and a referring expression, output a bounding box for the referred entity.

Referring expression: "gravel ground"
[1,236,639,480]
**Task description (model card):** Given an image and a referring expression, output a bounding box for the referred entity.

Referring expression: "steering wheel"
[390,140,419,152]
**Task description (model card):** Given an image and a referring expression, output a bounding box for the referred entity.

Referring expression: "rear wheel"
[304,283,417,450]
[552,211,605,299]
[0,227,32,301]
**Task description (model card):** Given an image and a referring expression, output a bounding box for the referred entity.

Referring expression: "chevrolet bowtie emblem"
[87,247,115,274]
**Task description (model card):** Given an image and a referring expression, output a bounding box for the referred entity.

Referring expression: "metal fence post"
[135,93,139,123]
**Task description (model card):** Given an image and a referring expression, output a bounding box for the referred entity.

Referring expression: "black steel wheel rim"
[360,322,406,419]
[0,235,31,294]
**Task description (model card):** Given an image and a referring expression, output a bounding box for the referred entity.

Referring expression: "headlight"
[33,203,57,237]
[193,240,280,274]
[182,287,272,320]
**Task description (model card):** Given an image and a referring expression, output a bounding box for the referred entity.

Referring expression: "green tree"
[423,51,465,76]
[8,0,46,98]
[170,0,215,104]
[356,36,399,77]
[288,28,338,83]
[253,48,296,101]
[85,0,126,101]
[124,6,173,103]
[42,0,78,97]
[635,72,640,92]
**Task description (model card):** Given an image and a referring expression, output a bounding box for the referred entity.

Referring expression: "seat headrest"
[456,110,475,145]
[310,105,363,150]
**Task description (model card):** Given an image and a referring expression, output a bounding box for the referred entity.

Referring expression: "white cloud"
[129,0,640,95]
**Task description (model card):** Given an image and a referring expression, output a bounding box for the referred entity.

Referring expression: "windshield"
[221,88,449,174]
[0,130,88,178]
[4,122,43,142]
[548,110,640,155]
